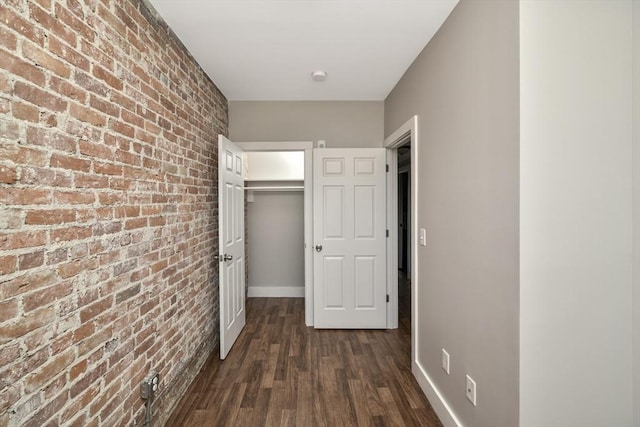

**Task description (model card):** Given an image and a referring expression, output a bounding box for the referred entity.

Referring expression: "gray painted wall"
[634,1,640,425]
[384,1,520,426]
[247,191,305,290]
[520,1,633,425]
[229,101,384,148]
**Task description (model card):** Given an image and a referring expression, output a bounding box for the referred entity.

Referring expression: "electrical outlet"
[466,375,477,406]
[141,371,159,400]
[419,228,426,246]
[441,349,450,374]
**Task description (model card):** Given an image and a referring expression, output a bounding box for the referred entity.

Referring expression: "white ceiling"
[147,0,459,101]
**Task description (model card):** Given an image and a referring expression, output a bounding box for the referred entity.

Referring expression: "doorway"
[235,141,314,327]
[397,145,411,328]
[384,116,418,363]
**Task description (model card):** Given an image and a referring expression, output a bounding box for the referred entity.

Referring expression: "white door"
[313,148,387,328]
[218,135,245,358]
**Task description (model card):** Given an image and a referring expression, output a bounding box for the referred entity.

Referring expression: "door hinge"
[386,164,389,172]
[386,294,389,303]
[386,229,389,238]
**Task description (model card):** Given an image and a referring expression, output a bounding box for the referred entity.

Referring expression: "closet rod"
[244,186,304,192]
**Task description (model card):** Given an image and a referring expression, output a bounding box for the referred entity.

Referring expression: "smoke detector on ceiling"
[311,70,327,82]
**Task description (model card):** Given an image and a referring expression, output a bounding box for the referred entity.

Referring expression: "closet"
[244,151,306,298]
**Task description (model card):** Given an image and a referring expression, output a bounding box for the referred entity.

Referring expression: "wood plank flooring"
[166,297,442,427]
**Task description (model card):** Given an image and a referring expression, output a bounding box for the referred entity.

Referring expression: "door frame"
[236,141,314,326]
[385,116,418,333]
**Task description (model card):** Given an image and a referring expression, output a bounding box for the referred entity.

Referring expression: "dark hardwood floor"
[166,296,441,427]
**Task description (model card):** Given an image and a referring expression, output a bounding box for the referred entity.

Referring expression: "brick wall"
[0,0,227,425]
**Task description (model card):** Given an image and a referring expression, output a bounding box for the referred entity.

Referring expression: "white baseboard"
[413,360,463,427]
[248,286,305,298]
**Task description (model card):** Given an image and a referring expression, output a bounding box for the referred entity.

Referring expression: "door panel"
[354,186,375,238]
[313,148,387,328]
[355,256,375,308]
[324,186,344,238]
[218,135,245,359]
[324,256,345,308]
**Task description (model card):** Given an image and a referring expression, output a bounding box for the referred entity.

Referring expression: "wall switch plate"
[466,375,477,406]
[441,349,450,374]
[419,228,426,246]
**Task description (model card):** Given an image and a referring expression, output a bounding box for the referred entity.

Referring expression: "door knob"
[315,245,323,252]
[215,254,233,262]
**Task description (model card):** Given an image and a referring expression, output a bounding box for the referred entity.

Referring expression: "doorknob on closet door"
[215,254,234,262]
[315,245,323,252]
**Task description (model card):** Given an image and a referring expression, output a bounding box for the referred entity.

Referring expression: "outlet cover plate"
[441,349,450,374]
[466,375,477,406]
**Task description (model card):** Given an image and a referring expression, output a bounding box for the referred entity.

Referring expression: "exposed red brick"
[148,216,166,227]
[18,250,45,270]
[0,230,47,251]
[29,2,77,46]
[14,81,67,112]
[48,36,91,72]
[22,41,71,78]
[27,127,77,153]
[20,167,73,187]
[23,280,73,312]
[1,269,57,299]
[74,174,108,189]
[0,6,45,47]
[54,3,95,43]
[57,259,85,279]
[25,209,76,225]
[79,140,113,161]
[92,64,123,91]
[0,188,51,205]
[121,109,144,128]
[70,361,107,398]
[50,226,92,242]
[0,25,18,51]
[110,120,134,138]
[0,118,20,140]
[70,103,107,127]
[115,150,139,166]
[93,161,121,176]
[0,299,19,323]
[32,0,52,11]
[12,101,39,122]
[0,255,17,275]
[0,164,18,184]
[1,0,228,425]
[49,75,88,103]
[89,95,120,118]
[0,306,54,340]
[69,359,87,380]
[0,144,48,167]
[124,217,147,230]
[53,190,95,205]
[111,92,135,112]
[24,349,75,393]
[74,71,108,97]
[50,153,90,172]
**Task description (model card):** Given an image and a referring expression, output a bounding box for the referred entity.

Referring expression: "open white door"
[218,135,245,358]
[313,148,387,328]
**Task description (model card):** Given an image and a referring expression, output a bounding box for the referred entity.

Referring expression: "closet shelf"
[244,186,304,192]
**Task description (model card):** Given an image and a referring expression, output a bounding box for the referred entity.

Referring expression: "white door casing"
[218,135,246,359]
[313,148,387,328]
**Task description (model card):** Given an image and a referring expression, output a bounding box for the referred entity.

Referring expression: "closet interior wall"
[245,152,305,297]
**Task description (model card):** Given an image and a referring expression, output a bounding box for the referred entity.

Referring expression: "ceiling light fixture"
[311,70,327,82]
